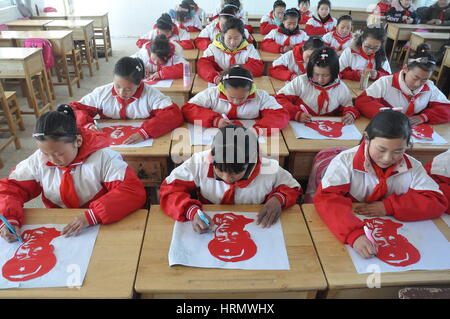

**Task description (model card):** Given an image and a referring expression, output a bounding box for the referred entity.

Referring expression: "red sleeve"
[85,167,146,226]
[160,179,203,222]
[383,189,448,221]
[136,39,150,49]
[68,101,100,130]
[260,22,278,35]
[342,106,361,120]
[186,26,202,32]
[254,108,290,136]
[266,184,302,208]
[313,183,365,247]
[244,24,253,34]
[197,56,222,83]
[305,24,325,36]
[340,67,362,81]
[425,162,450,210]
[0,178,42,228]
[260,39,282,53]
[355,91,391,119]
[243,58,264,77]
[158,63,184,80]
[194,37,211,51]
[182,102,221,128]
[209,14,219,22]
[269,65,295,81]
[176,40,195,50]
[275,94,303,121]
[376,68,391,80]
[139,104,183,139]
[422,101,450,125]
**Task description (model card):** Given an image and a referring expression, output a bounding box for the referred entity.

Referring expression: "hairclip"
[319,53,328,61]
[224,4,239,9]
[136,65,142,72]
[408,57,436,65]
[222,74,254,82]
[32,133,45,138]
[219,13,236,17]
[176,5,189,12]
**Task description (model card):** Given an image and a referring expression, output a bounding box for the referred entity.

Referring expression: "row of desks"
[4,203,449,299]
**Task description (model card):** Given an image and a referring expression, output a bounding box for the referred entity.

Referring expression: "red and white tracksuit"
[313,142,448,247]
[194,22,252,51]
[260,27,309,54]
[269,45,307,81]
[275,74,360,121]
[0,129,146,230]
[299,10,313,25]
[160,150,302,221]
[197,39,264,83]
[182,86,290,136]
[69,83,183,140]
[305,15,337,36]
[426,150,450,213]
[260,11,280,35]
[322,30,353,53]
[210,6,253,33]
[355,71,450,124]
[131,42,188,80]
[173,17,203,32]
[136,24,194,50]
[339,46,392,81]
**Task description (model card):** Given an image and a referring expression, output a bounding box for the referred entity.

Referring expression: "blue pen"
[197,210,210,227]
[0,216,22,243]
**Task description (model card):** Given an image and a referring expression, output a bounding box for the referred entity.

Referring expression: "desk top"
[302,204,450,289]
[156,78,193,94]
[0,30,72,40]
[45,19,94,28]
[388,23,450,31]
[189,32,200,41]
[259,50,280,62]
[270,77,287,93]
[0,208,148,298]
[183,49,199,61]
[135,204,327,294]
[410,32,450,40]
[6,19,54,27]
[0,47,41,60]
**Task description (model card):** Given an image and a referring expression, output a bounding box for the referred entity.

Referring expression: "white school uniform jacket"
[260,27,309,54]
[173,17,203,32]
[260,11,280,35]
[275,74,359,121]
[322,31,353,52]
[313,142,448,247]
[194,22,252,51]
[197,38,264,83]
[426,150,450,212]
[160,150,302,221]
[269,45,307,81]
[355,71,450,124]
[305,15,337,36]
[0,130,146,229]
[136,24,194,50]
[339,46,392,81]
[69,83,183,139]
[182,86,290,136]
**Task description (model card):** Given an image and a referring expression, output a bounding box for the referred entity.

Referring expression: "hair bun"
[56,104,75,119]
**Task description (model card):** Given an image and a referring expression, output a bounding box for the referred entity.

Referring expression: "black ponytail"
[157,13,174,32]
[34,104,79,143]
[114,57,145,85]
[151,35,172,63]
[407,43,436,73]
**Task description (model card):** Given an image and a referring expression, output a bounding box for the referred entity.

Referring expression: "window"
[0,0,14,9]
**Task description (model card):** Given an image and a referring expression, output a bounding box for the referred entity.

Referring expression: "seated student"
[322,15,353,56]
[305,0,337,37]
[194,6,253,50]
[275,47,359,124]
[183,65,289,136]
[160,125,302,232]
[386,0,419,24]
[313,110,448,259]
[197,18,264,84]
[373,0,392,16]
[339,27,391,82]
[355,44,450,125]
[422,0,450,25]
[261,8,309,54]
[211,0,253,33]
[269,36,325,81]
[69,57,183,145]
[260,0,287,35]
[171,0,204,32]
[136,13,194,50]
[425,150,450,213]
[131,35,188,81]
[0,105,147,242]
[298,0,313,25]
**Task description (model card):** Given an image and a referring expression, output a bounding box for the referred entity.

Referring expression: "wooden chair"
[0,83,23,156]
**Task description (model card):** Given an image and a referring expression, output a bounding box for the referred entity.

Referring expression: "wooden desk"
[45,20,99,76]
[189,31,200,41]
[191,74,275,95]
[343,79,373,99]
[156,78,194,106]
[0,47,52,117]
[405,32,450,64]
[302,204,450,299]
[247,14,262,22]
[183,49,199,74]
[259,50,280,76]
[253,33,264,46]
[171,123,289,168]
[5,19,54,31]
[0,208,148,299]
[270,77,287,93]
[135,204,327,299]
[249,20,260,34]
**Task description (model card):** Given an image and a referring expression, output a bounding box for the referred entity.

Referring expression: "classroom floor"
[0,37,139,208]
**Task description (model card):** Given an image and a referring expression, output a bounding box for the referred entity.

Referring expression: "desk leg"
[102,28,109,62]
[61,53,74,97]
[83,37,94,77]
[92,36,100,70]
[389,36,398,63]
[23,75,39,118]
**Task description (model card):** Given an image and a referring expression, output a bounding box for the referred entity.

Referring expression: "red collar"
[332,30,352,44]
[269,11,274,20]
[216,23,222,32]
[352,47,375,61]
[293,45,306,73]
[307,78,341,91]
[312,15,332,25]
[391,71,430,95]
[111,82,145,101]
[218,91,256,105]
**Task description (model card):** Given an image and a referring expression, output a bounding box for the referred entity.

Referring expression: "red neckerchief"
[277,26,301,46]
[312,14,332,25]
[308,78,341,114]
[332,30,352,51]
[218,91,256,119]
[112,83,145,119]
[366,160,397,202]
[269,11,274,20]
[392,72,430,116]
[292,45,306,73]
[352,47,376,69]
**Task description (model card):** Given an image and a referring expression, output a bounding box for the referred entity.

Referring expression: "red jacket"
[260,11,280,35]
[425,151,450,213]
[269,45,306,81]
[305,15,336,36]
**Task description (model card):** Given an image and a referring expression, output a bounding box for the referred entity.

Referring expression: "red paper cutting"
[101,125,140,145]
[2,227,61,282]
[412,124,434,140]
[364,218,421,267]
[305,120,345,138]
[208,213,257,263]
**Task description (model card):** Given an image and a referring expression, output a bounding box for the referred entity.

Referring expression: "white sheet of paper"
[188,120,266,146]
[0,224,99,289]
[442,214,450,228]
[289,118,362,140]
[146,79,173,88]
[169,211,290,270]
[411,131,448,145]
[346,216,450,274]
[98,122,154,148]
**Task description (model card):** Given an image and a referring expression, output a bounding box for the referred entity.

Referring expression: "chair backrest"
[43,7,57,13]
[23,38,55,70]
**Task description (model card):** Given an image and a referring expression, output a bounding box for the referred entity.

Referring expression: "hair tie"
[319,53,328,61]
[224,4,239,9]
[136,65,142,72]
[32,133,45,138]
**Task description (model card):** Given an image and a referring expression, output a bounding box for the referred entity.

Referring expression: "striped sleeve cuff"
[269,192,286,207]
[344,108,358,120]
[186,205,201,221]
[213,117,221,128]
[84,209,99,226]
[138,128,150,140]
[0,218,20,232]
[419,113,428,123]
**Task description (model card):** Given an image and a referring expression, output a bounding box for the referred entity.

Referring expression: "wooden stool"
[2,91,25,132]
[0,83,22,152]
[65,49,83,86]
[53,50,80,97]
[75,36,99,77]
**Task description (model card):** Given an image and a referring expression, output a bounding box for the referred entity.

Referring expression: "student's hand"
[342,113,355,125]
[62,214,90,238]
[0,225,21,243]
[148,72,160,81]
[257,197,282,228]
[369,69,378,80]
[354,201,387,217]
[336,50,343,56]
[409,116,424,126]
[298,112,312,123]
[123,132,144,145]
[88,123,102,132]
[192,212,213,234]
[145,69,152,79]
[353,235,378,259]
[217,118,232,128]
